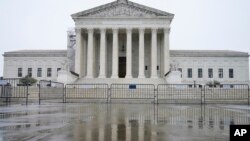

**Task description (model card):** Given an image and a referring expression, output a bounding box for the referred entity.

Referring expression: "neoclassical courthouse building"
[3,0,250,85]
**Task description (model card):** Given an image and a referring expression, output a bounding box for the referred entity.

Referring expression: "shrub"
[206,80,221,87]
[20,75,37,86]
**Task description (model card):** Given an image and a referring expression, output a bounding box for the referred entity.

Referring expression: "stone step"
[74,78,167,85]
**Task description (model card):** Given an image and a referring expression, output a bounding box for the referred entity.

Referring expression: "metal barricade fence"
[110,84,155,102]
[1,78,28,105]
[0,85,27,98]
[157,84,203,104]
[2,78,27,99]
[65,84,109,102]
[3,78,20,87]
[204,84,249,104]
[39,80,64,104]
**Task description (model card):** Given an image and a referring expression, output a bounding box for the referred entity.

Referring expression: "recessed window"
[229,69,234,78]
[198,68,203,78]
[178,68,182,78]
[37,68,42,77]
[18,68,22,77]
[145,66,148,70]
[57,68,61,76]
[47,68,52,77]
[218,68,223,78]
[208,68,213,78]
[188,68,192,78]
[28,68,32,77]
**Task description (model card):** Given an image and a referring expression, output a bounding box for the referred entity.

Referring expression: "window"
[145,66,148,70]
[229,69,234,78]
[188,68,192,78]
[47,68,52,77]
[37,68,42,77]
[18,68,22,77]
[157,66,159,70]
[178,68,182,78]
[218,68,223,78]
[208,68,213,78]
[28,68,32,77]
[57,68,61,76]
[198,68,203,78]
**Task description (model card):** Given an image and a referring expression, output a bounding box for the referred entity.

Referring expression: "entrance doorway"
[119,57,126,78]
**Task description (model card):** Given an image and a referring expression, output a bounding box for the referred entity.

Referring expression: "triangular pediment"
[71,0,174,18]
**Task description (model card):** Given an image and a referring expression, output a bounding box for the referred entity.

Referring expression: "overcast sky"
[0,0,250,77]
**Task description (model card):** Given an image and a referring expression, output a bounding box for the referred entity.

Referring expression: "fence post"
[203,85,206,105]
[156,85,158,104]
[63,85,65,103]
[64,84,67,103]
[200,85,203,105]
[248,85,249,106]
[109,85,112,103]
[107,85,109,103]
[26,85,29,106]
[38,82,41,105]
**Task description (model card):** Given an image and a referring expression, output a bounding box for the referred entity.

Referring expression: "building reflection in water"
[0,104,249,140]
[65,104,250,141]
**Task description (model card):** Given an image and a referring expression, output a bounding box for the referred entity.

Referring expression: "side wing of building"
[2,49,249,84]
[170,50,249,84]
[3,50,67,81]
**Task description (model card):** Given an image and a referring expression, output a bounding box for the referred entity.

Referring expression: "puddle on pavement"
[0,104,249,141]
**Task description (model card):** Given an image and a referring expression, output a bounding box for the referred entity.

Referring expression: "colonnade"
[75,27,170,78]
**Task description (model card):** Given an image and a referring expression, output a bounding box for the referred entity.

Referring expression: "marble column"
[75,28,83,77]
[86,28,94,78]
[151,28,158,78]
[111,28,119,78]
[164,28,170,75]
[126,28,132,78]
[99,28,107,78]
[138,28,145,78]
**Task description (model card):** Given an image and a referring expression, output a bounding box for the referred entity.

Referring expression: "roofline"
[3,50,67,57]
[170,50,249,57]
[72,16,174,19]
[71,0,174,19]
[3,49,249,58]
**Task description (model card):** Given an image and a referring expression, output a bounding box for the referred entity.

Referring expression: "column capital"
[126,28,133,33]
[151,27,158,33]
[139,28,145,33]
[75,28,82,34]
[87,28,94,33]
[163,27,171,33]
[100,28,106,33]
[112,28,119,33]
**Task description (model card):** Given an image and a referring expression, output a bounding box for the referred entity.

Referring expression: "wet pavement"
[0,103,250,141]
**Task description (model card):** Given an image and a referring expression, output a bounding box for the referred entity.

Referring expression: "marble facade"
[2,0,249,85]
[71,0,174,84]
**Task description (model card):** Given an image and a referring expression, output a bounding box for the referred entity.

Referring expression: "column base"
[125,75,133,79]
[111,75,119,79]
[85,75,94,79]
[150,75,159,79]
[98,75,106,79]
[138,75,145,78]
